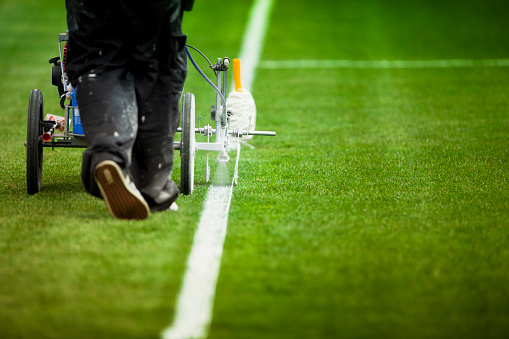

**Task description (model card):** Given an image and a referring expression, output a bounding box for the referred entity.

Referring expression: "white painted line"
[258,58,509,69]
[238,0,275,91]
[161,0,273,338]
[162,183,232,339]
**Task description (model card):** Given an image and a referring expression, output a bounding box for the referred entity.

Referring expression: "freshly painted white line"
[238,0,275,91]
[161,1,273,338]
[162,183,233,339]
[258,58,509,69]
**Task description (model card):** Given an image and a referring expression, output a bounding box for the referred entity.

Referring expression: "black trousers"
[66,0,189,210]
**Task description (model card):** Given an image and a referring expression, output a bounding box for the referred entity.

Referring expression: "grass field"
[1,0,509,338]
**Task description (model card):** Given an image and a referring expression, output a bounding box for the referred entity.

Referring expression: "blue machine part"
[70,89,85,136]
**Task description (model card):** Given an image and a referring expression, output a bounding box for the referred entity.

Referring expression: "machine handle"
[245,130,276,136]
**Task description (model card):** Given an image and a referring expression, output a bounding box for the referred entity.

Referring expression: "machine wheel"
[27,89,44,195]
[180,92,195,195]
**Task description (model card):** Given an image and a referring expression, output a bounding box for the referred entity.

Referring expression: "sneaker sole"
[94,161,149,220]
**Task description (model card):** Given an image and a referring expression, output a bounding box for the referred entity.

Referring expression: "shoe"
[94,160,150,220]
[146,181,179,213]
[150,201,179,213]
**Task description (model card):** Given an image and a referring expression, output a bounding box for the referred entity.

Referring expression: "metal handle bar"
[243,130,276,136]
[176,127,275,136]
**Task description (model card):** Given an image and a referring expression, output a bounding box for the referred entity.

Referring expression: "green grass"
[211,66,509,338]
[1,0,509,338]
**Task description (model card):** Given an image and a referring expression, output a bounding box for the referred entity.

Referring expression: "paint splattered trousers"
[65,0,192,211]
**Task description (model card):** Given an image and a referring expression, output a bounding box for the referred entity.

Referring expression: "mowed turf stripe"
[258,58,509,69]
[161,0,273,338]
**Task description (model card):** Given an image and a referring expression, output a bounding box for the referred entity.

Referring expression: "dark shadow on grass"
[39,179,84,195]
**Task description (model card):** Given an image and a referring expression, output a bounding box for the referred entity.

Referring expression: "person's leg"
[130,72,182,212]
[76,68,138,198]
[130,6,187,212]
[66,0,138,197]
[75,67,150,219]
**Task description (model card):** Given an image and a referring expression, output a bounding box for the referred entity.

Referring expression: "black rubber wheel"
[27,89,44,195]
[180,92,195,195]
